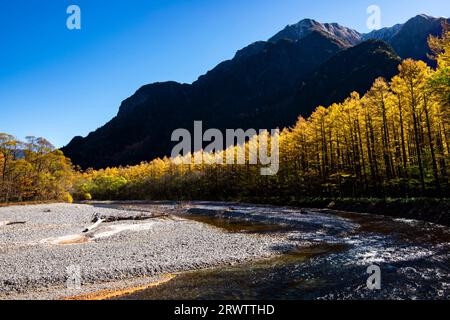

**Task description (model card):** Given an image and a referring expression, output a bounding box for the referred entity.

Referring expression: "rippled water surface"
[115,202,450,300]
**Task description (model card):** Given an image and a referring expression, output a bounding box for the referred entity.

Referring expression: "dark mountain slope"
[364,14,450,63]
[265,40,401,125]
[190,31,348,129]
[389,15,449,63]
[291,40,401,119]
[62,15,445,169]
[63,31,347,168]
[66,82,193,169]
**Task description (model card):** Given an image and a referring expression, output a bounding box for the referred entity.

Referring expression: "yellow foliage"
[62,192,74,203]
[71,31,450,200]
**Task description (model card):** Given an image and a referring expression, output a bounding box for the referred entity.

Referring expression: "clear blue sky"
[1,0,448,147]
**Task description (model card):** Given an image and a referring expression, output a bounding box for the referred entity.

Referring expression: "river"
[112,202,450,300]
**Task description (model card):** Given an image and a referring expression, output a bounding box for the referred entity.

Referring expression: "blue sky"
[0,0,448,147]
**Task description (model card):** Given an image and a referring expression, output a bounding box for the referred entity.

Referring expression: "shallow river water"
[115,202,450,300]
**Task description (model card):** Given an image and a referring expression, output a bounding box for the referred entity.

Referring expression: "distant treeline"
[72,27,449,201]
[0,135,73,203]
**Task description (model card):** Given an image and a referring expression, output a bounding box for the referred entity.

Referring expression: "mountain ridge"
[269,18,362,46]
[62,14,447,169]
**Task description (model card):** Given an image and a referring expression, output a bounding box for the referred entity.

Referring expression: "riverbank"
[236,197,450,227]
[0,203,294,300]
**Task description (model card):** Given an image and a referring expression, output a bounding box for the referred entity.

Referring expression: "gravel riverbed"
[0,203,291,300]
